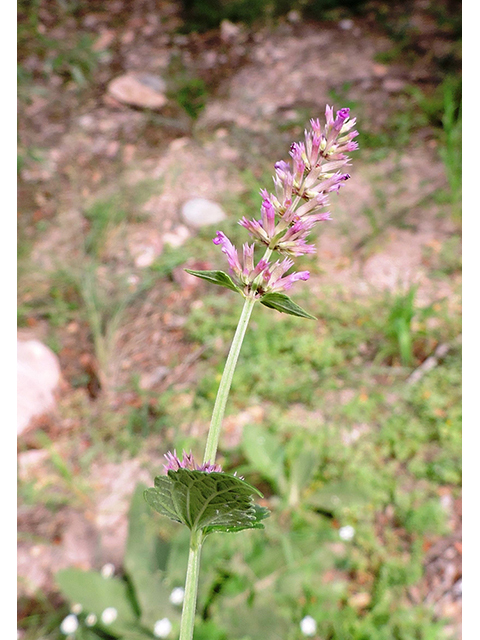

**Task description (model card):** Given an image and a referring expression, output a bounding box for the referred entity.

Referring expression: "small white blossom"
[169,587,185,606]
[85,613,97,627]
[153,618,173,638]
[100,563,115,578]
[339,525,355,541]
[60,614,79,635]
[71,603,83,615]
[101,607,118,625]
[300,615,317,636]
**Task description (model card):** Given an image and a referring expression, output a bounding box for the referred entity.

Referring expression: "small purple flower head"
[261,257,310,293]
[260,193,276,237]
[213,231,242,275]
[333,107,350,131]
[164,451,222,474]
[289,142,306,183]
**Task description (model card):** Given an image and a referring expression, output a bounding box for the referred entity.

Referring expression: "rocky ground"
[17,0,461,637]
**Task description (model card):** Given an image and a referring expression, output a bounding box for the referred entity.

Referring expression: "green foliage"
[82,186,153,258]
[260,292,316,319]
[55,485,182,640]
[178,0,369,32]
[176,77,209,120]
[439,78,462,206]
[144,469,268,534]
[374,286,435,367]
[56,570,141,636]
[167,53,209,119]
[185,268,241,293]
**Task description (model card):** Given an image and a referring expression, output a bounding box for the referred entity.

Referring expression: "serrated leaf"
[144,469,268,534]
[260,292,316,319]
[184,269,240,293]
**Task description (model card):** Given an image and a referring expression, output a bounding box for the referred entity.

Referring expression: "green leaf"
[305,480,369,515]
[144,469,268,534]
[212,592,291,640]
[260,292,316,319]
[124,485,179,629]
[241,423,287,493]
[184,269,240,293]
[288,449,320,506]
[55,569,139,637]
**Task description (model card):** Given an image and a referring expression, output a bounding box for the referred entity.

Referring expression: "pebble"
[383,78,407,93]
[181,198,226,228]
[139,366,170,390]
[107,73,167,109]
[163,225,190,248]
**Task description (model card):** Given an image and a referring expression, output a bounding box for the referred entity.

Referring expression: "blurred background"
[17,1,462,638]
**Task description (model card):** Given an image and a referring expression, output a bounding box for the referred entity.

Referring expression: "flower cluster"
[214,106,358,297]
[163,450,222,474]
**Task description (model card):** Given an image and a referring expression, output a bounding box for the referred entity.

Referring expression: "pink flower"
[164,451,222,473]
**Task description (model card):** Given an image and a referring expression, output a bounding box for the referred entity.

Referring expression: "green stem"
[203,295,256,464]
[179,531,203,640]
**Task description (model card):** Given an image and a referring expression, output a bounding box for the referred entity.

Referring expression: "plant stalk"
[203,295,256,465]
[178,531,203,640]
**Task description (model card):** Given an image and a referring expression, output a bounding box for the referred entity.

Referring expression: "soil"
[17,0,461,636]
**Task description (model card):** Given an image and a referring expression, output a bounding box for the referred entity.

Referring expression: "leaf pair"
[185,269,316,320]
[144,469,269,536]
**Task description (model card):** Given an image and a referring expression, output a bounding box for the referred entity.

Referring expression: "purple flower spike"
[212,107,357,294]
[164,450,223,474]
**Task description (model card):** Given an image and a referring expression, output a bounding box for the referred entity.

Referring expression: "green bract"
[184,268,240,293]
[260,292,316,319]
[144,469,269,535]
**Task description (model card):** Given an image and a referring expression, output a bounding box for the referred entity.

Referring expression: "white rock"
[134,245,158,268]
[220,19,241,42]
[163,225,190,248]
[107,73,167,109]
[181,198,226,228]
[339,19,354,30]
[17,339,61,435]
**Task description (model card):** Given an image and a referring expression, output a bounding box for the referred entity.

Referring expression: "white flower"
[153,618,173,638]
[101,607,118,625]
[339,525,355,541]
[100,563,115,578]
[300,615,317,636]
[60,614,79,635]
[71,603,83,615]
[85,613,97,627]
[169,587,185,606]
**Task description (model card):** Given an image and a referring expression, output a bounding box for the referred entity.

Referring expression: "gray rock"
[17,339,62,435]
[107,73,167,109]
[181,198,227,228]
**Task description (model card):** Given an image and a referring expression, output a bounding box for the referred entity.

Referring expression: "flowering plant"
[144,106,359,640]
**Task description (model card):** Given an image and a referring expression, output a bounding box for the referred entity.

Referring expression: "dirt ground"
[17,0,461,636]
